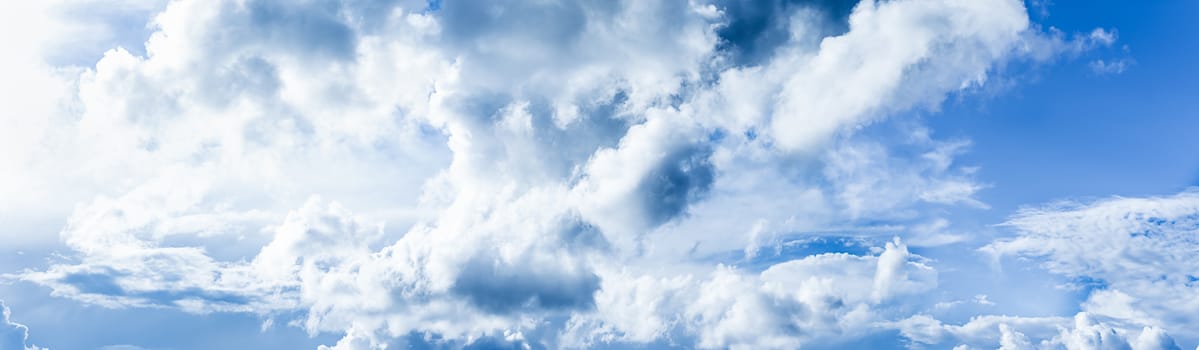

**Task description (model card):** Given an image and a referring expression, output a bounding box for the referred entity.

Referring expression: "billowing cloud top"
[0,0,1192,349]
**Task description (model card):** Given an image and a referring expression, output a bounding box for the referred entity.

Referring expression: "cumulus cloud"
[562,238,935,349]
[0,0,1130,348]
[896,311,1182,350]
[766,0,1029,151]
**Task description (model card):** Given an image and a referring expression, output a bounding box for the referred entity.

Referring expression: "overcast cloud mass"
[1,0,1197,349]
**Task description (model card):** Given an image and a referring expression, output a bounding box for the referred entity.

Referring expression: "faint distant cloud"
[1089,58,1133,75]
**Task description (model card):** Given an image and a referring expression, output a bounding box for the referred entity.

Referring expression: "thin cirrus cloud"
[983,190,1199,346]
[0,0,1193,349]
[893,190,1199,350]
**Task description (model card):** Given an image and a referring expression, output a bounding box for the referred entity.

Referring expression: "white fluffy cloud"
[896,311,1182,350]
[558,238,935,349]
[766,0,1028,151]
[0,0,1134,348]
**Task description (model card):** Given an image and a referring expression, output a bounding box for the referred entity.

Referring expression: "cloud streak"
[1,301,45,350]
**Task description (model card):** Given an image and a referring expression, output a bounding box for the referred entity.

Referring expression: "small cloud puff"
[1090,58,1133,75]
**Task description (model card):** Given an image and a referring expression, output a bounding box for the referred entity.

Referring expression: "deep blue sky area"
[931,0,1199,216]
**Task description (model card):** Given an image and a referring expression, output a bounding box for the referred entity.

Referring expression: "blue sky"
[1,0,1197,349]
[934,0,1199,214]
